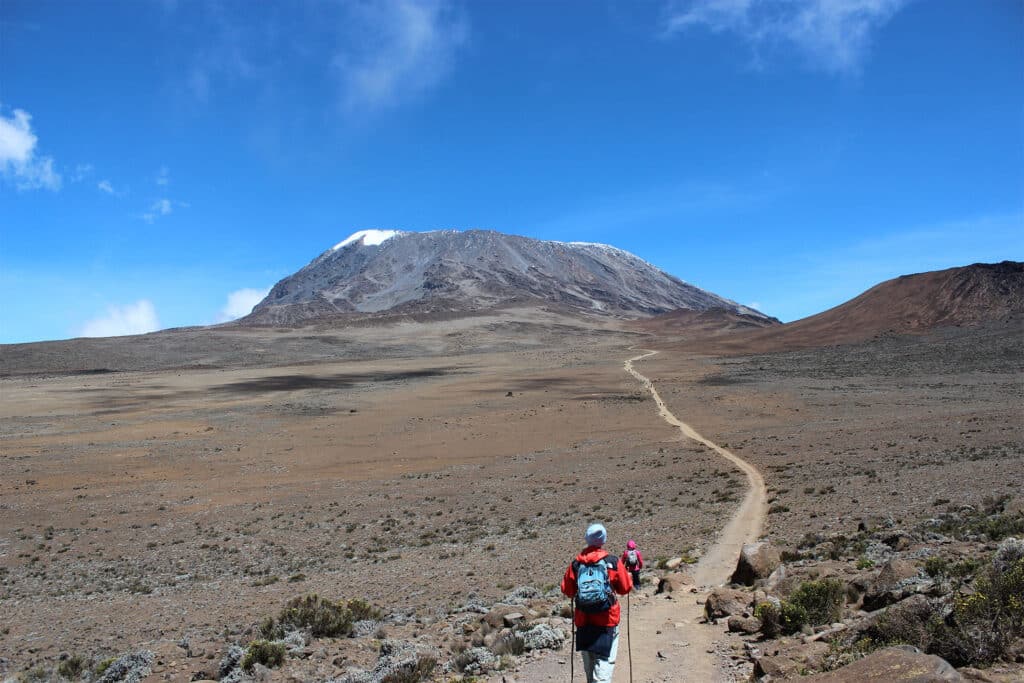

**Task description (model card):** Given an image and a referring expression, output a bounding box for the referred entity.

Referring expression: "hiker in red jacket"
[561,523,633,683]
[622,539,644,588]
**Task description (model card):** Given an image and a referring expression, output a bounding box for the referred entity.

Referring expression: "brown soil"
[1,309,1020,681]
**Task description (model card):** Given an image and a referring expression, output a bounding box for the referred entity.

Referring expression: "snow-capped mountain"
[246,229,769,324]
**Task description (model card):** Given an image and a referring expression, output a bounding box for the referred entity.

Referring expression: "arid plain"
[1,307,1021,681]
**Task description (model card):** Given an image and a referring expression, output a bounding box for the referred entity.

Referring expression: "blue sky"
[1,0,1021,343]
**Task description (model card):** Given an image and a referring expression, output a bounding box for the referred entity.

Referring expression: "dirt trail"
[619,349,768,682]
[503,349,767,682]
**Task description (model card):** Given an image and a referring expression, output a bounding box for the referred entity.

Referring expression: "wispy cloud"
[79,300,161,338]
[71,163,94,183]
[217,287,270,322]
[334,0,469,112]
[140,197,182,223]
[663,0,910,74]
[0,107,62,191]
[156,166,170,186]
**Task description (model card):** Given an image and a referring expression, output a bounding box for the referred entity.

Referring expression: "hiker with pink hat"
[621,539,644,587]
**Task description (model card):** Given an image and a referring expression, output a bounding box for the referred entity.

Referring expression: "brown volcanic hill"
[632,307,781,336]
[680,261,1024,354]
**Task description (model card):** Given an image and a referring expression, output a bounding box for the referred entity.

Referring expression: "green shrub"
[924,556,949,578]
[261,594,380,639]
[855,557,874,570]
[93,658,116,677]
[754,602,781,638]
[241,640,286,672]
[755,600,808,637]
[929,554,1024,666]
[789,579,844,626]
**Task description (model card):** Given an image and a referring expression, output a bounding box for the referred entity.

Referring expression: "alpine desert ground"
[2,274,1023,682]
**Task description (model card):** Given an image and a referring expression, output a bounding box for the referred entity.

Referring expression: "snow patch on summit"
[333,230,400,251]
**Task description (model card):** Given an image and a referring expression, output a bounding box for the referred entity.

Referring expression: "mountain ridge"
[244,229,770,325]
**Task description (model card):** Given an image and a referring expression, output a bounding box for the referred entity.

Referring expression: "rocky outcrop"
[805,646,962,682]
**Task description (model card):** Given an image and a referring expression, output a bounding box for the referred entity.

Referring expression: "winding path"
[497,349,767,682]
[620,349,767,682]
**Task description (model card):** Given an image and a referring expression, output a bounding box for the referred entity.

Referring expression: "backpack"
[573,556,617,613]
[626,549,639,568]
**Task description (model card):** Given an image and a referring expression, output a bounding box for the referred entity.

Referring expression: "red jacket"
[561,546,633,627]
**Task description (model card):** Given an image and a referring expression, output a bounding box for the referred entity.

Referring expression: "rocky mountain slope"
[245,229,770,324]
[684,261,1024,353]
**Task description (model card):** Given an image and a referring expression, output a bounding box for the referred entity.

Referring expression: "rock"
[804,646,962,681]
[483,606,517,629]
[219,646,245,679]
[704,587,751,620]
[730,542,781,586]
[727,615,761,634]
[992,537,1024,573]
[655,573,692,594]
[863,559,924,611]
[502,612,525,628]
[522,623,565,651]
[665,557,684,570]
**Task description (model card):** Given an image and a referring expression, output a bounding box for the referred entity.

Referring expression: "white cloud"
[0,107,62,190]
[217,287,270,322]
[156,166,170,186]
[79,300,161,338]
[334,0,469,111]
[141,198,177,223]
[663,0,909,74]
[98,180,115,194]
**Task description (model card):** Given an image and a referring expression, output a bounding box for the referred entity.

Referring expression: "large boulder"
[805,646,961,681]
[731,542,782,586]
[863,559,925,611]
[704,587,752,620]
[655,573,694,595]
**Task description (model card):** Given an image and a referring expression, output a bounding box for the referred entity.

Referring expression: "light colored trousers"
[580,627,619,683]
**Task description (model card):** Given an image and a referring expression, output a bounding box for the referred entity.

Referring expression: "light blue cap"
[585,523,607,547]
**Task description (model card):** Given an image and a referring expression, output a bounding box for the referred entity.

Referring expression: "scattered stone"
[502,612,525,628]
[655,573,692,594]
[664,557,684,570]
[730,541,781,586]
[863,558,925,611]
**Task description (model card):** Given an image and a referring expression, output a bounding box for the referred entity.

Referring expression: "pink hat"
[627,539,636,549]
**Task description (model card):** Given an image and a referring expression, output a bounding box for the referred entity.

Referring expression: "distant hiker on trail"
[561,522,633,683]
[622,539,644,587]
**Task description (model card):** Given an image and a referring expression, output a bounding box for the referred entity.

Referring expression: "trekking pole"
[627,591,633,683]
[570,598,575,682]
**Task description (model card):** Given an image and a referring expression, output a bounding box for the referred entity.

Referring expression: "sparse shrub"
[869,597,937,649]
[856,556,874,570]
[57,654,87,680]
[240,640,286,672]
[928,548,1024,667]
[347,598,383,622]
[789,579,844,626]
[491,632,525,657]
[21,667,50,682]
[261,594,370,639]
[93,658,116,677]
[924,556,949,578]
[380,655,436,683]
[768,504,790,514]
